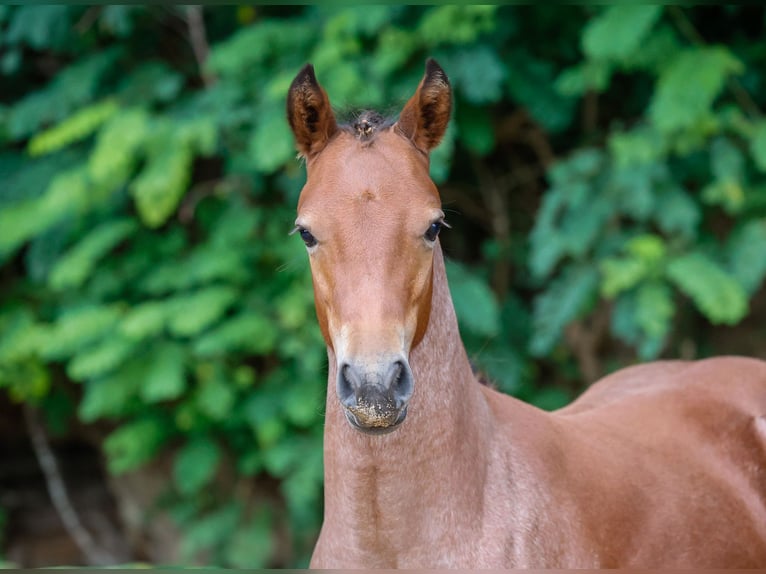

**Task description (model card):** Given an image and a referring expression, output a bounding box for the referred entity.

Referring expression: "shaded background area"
[1,5,765,567]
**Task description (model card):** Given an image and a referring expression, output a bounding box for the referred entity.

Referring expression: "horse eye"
[299,228,317,248]
[424,221,442,242]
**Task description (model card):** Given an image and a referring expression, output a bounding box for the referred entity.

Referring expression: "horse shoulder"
[553,356,766,566]
[477,357,766,567]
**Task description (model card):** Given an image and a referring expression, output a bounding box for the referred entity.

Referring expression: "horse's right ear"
[287,64,338,160]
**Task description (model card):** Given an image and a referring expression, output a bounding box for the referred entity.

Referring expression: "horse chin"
[343,405,408,435]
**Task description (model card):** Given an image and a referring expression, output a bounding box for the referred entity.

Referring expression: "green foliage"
[650,47,742,134]
[582,5,663,62]
[174,436,222,495]
[530,265,599,356]
[530,5,766,362]
[446,260,500,337]
[1,4,766,569]
[666,253,748,325]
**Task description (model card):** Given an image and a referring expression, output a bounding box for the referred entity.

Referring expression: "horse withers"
[286,59,766,568]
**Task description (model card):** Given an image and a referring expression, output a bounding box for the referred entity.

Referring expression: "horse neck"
[321,243,494,541]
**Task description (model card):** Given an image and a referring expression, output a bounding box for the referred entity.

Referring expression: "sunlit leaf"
[650,47,743,133]
[139,342,187,403]
[28,99,119,156]
[666,252,748,324]
[582,5,663,62]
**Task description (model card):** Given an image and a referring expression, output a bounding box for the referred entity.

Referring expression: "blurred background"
[0,4,765,568]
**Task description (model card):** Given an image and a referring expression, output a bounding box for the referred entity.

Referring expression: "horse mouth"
[342,405,408,435]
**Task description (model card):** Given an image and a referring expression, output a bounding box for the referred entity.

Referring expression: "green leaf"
[67,335,137,381]
[429,120,455,184]
[139,246,248,295]
[600,257,648,298]
[104,417,170,474]
[626,234,667,263]
[726,219,766,295]
[78,358,144,422]
[88,107,150,188]
[653,186,700,239]
[49,219,137,290]
[608,125,666,168]
[195,378,236,421]
[611,287,671,360]
[417,5,497,47]
[193,313,278,357]
[42,304,122,360]
[650,47,743,133]
[750,121,766,173]
[583,5,663,62]
[139,343,187,403]
[8,48,122,141]
[174,436,221,495]
[130,140,193,228]
[555,61,611,96]
[5,5,71,51]
[666,252,748,325]
[372,28,417,78]
[0,164,94,258]
[283,381,321,428]
[444,45,507,105]
[445,260,500,337]
[610,162,658,220]
[701,137,746,214]
[0,309,44,362]
[635,280,674,340]
[120,301,169,340]
[530,264,599,356]
[28,99,119,156]
[167,286,239,337]
[248,111,295,174]
[529,188,566,280]
[559,196,613,258]
[117,61,184,104]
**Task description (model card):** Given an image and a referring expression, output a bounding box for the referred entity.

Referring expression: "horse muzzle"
[337,359,413,435]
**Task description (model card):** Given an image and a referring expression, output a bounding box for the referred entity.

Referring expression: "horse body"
[286,60,766,568]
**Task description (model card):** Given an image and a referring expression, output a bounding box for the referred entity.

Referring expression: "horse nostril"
[337,363,358,408]
[389,360,414,408]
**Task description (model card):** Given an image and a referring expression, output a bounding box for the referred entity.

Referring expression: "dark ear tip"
[292,63,318,90]
[424,58,449,86]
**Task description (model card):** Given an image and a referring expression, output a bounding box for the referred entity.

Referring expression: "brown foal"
[286,59,766,568]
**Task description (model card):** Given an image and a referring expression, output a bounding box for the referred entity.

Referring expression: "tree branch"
[184,5,214,87]
[23,405,115,566]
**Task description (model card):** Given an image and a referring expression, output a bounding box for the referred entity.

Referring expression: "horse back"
[551,356,766,567]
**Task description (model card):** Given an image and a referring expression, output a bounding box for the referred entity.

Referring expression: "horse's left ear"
[287,63,338,159]
[395,59,452,153]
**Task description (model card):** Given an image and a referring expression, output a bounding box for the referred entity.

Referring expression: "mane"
[338,109,396,144]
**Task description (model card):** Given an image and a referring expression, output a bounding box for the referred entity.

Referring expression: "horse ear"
[287,64,338,159]
[395,59,452,153]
